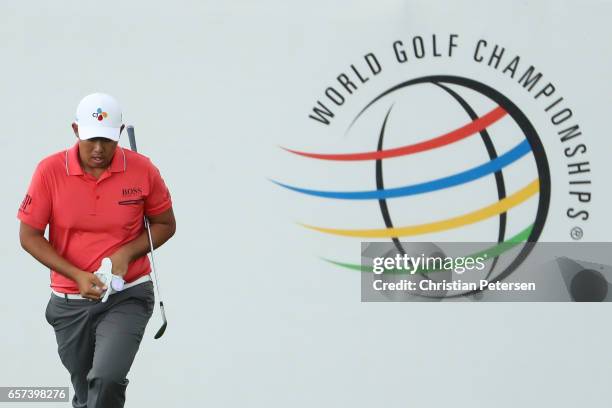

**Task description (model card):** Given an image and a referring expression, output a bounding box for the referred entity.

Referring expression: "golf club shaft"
[126,126,167,333]
[144,217,164,303]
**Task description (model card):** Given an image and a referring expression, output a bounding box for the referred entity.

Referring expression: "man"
[18,93,176,408]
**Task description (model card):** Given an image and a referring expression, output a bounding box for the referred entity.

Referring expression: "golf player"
[18,93,176,407]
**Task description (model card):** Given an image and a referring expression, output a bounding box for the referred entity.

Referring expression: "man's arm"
[108,207,176,277]
[19,222,107,300]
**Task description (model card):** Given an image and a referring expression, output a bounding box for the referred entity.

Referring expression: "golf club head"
[154,302,167,339]
[154,322,167,339]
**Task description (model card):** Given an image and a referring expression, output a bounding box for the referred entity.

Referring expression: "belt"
[52,274,152,300]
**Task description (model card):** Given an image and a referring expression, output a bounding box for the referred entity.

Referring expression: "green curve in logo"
[323,224,534,274]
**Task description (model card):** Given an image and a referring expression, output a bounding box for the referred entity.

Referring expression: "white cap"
[75,93,123,141]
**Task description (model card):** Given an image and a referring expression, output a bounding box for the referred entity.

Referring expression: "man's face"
[72,123,120,169]
[78,137,118,168]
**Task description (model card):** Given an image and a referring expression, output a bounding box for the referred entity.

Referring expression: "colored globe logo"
[275,76,551,296]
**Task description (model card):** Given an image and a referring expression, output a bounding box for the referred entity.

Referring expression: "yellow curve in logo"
[300,179,540,238]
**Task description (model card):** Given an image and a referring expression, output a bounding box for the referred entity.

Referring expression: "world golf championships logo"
[274,75,551,295]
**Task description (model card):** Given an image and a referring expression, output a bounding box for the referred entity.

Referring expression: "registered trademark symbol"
[570,226,583,240]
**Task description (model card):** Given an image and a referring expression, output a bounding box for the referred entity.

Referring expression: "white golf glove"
[94,258,125,302]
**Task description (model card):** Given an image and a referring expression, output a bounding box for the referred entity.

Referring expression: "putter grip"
[127,125,137,152]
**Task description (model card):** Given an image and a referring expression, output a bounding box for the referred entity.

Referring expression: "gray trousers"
[45,280,155,408]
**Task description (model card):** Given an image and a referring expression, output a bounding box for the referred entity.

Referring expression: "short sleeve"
[144,161,172,216]
[17,163,52,231]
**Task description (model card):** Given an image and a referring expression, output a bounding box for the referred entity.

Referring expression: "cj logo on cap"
[92,108,108,122]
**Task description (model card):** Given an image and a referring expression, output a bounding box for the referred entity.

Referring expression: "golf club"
[126,125,168,339]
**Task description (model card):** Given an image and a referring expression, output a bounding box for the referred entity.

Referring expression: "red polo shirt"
[18,142,172,293]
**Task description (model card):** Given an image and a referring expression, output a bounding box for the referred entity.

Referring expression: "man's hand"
[74,271,107,300]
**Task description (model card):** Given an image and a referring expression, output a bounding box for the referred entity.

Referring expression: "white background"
[1,1,611,407]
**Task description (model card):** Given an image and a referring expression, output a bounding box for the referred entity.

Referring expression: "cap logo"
[92,108,108,121]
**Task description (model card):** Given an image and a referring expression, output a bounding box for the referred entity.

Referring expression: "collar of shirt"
[65,142,127,178]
